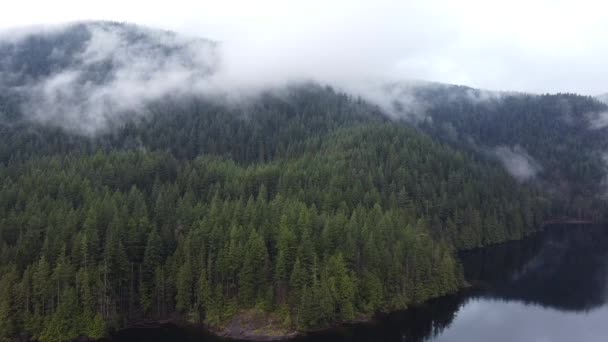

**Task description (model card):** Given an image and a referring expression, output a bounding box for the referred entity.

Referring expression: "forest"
[412,84,608,218]
[0,85,550,341]
[1,22,608,342]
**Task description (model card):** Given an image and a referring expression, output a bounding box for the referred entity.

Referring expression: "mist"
[588,112,608,130]
[0,21,447,134]
[0,22,219,134]
[4,0,608,94]
[493,145,543,182]
[2,0,608,134]
[0,12,604,186]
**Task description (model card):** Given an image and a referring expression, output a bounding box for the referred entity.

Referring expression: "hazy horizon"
[1,0,607,96]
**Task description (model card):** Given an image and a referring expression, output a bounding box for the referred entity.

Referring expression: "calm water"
[111,224,608,342]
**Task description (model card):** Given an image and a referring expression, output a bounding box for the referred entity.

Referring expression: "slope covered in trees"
[401,84,608,219]
[0,22,596,342]
[0,68,550,341]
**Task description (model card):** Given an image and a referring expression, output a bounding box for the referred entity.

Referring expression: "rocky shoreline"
[103,309,374,341]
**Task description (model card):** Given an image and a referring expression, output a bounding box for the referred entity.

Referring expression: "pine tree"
[0,268,19,342]
[85,313,106,340]
[176,259,193,313]
[289,258,307,309]
[326,254,355,321]
[239,230,269,306]
[296,285,315,330]
[40,287,80,342]
[143,229,163,280]
[360,271,383,313]
[196,267,211,321]
[32,256,52,316]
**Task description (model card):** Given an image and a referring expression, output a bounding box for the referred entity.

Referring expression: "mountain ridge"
[0,21,606,342]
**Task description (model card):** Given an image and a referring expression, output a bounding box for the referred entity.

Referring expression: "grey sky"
[2,0,607,95]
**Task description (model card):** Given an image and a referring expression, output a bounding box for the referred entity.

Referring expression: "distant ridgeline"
[0,22,606,342]
[409,84,608,219]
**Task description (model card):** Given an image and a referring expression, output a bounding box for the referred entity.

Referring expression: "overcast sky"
[2,0,607,95]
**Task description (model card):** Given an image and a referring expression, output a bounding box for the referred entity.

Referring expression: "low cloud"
[341,80,430,122]
[0,20,601,142]
[493,145,542,182]
[1,22,448,134]
[588,111,608,130]
[5,22,218,134]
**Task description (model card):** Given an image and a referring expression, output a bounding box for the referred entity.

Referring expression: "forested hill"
[0,21,215,87]
[0,21,216,135]
[0,21,599,342]
[0,83,384,163]
[394,83,608,218]
[0,124,546,342]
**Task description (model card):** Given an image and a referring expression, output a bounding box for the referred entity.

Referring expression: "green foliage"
[0,268,19,342]
[416,86,608,219]
[40,287,80,342]
[85,313,106,339]
[325,254,355,321]
[176,258,193,313]
[0,85,553,340]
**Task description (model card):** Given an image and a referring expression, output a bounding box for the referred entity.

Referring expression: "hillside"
[391,83,608,219]
[0,21,216,134]
[0,78,549,341]
[0,22,603,341]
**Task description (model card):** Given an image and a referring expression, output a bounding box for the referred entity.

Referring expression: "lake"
[110,224,608,342]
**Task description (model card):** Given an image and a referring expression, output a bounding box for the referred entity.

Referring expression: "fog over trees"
[1,21,608,342]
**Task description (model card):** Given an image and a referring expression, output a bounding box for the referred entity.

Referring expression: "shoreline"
[105,309,380,341]
[107,300,433,341]
[104,223,597,341]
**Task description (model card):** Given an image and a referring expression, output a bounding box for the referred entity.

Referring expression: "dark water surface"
[111,224,608,342]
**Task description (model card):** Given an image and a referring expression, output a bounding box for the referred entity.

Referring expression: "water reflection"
[296,224,608,342]
[461,224,608,312]
[110,224,608,342]
[429,298,608,342]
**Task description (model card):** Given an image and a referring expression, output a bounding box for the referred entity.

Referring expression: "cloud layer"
[0,22,452,133]
[2,0,608,95]
[493,145,543,182]
[1,22,218,134]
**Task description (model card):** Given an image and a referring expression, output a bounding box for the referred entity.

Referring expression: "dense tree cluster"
[0,108,546,341]
[1,22,606,342]
[411,85,608,218]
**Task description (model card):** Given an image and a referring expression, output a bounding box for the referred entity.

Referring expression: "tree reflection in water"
[110,224,608,342]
